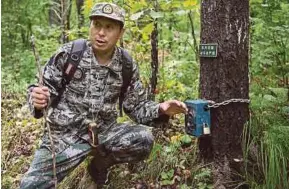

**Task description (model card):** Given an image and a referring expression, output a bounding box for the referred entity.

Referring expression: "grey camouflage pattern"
[89,3,125,24]
[27,41,160,153]
[20,123,154,189]
[21,40,163,187]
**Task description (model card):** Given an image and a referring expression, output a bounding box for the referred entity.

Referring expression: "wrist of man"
[156,103,170,123]
[158,102,166,115]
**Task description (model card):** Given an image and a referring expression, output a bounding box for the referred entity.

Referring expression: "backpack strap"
[51,39,87,108]
[63,39,87,84]
[119,48,133,117]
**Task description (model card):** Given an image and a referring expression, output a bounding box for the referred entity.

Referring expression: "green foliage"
[1,35,60,93]
[193,168,213,189]
[156,58,199,102]
[1,94,43,189]
[246,1,289,187]
[250,0,289,88]
[181,134,192,145]
[131,134,213,188]
[1,0,62,93]
[2,49,36,93]
[1,0,51,51]
[160,168,175,185]
[243,86,289,188]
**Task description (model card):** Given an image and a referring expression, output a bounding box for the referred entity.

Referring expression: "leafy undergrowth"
[59,134,213,189]
[1,92,43,188]
[242,86,289,189]
[1,92,213,189]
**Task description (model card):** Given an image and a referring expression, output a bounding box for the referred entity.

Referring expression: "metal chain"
[207,98,250,109]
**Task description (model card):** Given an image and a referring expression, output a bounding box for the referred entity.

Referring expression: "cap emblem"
[102,4,113,14]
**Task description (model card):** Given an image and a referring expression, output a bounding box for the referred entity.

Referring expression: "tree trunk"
[66,0,72,31]
[49,0,61,26]
[188,11,199,63]
[61,0,72,43]
[168,3,173,52]
[150,21,158,101]
[76,0,84,37]
[199,0,250,188]
[150,0,159,101]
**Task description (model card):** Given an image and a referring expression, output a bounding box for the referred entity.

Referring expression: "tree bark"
[66,0,72,32]
[150,21,158,101]
[49,0,61,26]
[150,0,159,101]
[199,0,250,188]
[168,3,174,52]
[61,0,72,43]
[76,0,84,37]
[49,0,71,43]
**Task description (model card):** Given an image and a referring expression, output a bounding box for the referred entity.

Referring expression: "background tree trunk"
[150,21,158,101]
[199,0,250,188]
[66,0,72,33]
[49,0,61,26]
[150,0,159,101]
[76,0,84,37]
[188,11,199,63]
[49,0,71,43]
[61,0,72,43]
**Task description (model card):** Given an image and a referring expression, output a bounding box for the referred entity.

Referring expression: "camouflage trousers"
[19,123,154,189]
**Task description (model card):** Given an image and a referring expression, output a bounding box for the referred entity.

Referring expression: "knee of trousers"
[143,130,154,147]
[135,129,154,159]
[101,125,155,163]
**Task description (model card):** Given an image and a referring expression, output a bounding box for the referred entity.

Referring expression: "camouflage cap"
[89,3,125,25]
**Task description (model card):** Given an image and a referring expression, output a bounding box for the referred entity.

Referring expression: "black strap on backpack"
[119,48,133,117]
[63,39,87,84]
[51,39,87,108]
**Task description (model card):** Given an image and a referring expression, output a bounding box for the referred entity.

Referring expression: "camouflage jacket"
[28,41,168,152]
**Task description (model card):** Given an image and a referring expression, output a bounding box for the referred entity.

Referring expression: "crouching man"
[20,2,187,188]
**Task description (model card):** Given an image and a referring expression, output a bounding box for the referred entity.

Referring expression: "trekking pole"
[30,35,58,188]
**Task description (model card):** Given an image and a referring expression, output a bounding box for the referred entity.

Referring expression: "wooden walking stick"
[30,35,58,188]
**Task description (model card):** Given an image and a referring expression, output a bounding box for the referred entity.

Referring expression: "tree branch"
[188,11,199,63]
[30,36,58,188]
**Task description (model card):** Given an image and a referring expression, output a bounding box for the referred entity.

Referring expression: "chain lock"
[207,98,250,109]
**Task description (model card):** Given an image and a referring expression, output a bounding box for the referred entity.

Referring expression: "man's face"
[89,16,124,55]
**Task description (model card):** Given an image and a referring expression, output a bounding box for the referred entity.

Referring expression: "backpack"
[51,39,133,117]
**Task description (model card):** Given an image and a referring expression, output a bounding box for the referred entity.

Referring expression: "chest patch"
[73,68,84,80]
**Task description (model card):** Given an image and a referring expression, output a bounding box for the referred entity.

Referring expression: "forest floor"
[1,92,212,189]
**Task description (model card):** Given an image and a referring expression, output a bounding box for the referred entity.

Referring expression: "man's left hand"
[159,100,188,117]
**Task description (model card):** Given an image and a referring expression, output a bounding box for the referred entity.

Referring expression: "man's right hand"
[31,86,50,110]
